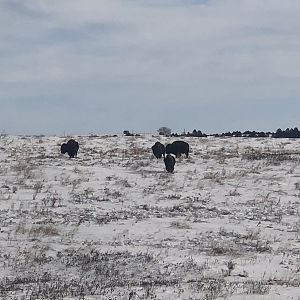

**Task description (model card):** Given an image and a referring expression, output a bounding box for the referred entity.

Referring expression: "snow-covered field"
[0,134,300,300]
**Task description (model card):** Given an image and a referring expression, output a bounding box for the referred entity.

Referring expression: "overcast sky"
[1,0,300,135]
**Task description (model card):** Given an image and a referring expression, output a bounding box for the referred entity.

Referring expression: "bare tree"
[158,127,171,136]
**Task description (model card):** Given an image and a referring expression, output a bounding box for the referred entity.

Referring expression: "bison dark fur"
[151,141,165,159]
[164,154,176,173]
[61,139,79,158]
[166,141,189,158]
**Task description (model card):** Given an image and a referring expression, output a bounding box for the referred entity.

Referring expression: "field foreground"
[0,134,300,299]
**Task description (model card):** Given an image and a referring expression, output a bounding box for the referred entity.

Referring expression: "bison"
[151,141,165,159]
[61,139,79,158]
[166,141,189,158]
[164,154,176,173]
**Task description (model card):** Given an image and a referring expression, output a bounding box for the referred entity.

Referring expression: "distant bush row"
[169,127,300,138]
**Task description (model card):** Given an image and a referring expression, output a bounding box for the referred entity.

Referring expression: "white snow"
[0,134,300,299]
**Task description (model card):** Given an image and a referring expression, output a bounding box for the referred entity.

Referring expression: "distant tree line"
[213,130,272,138]
[167,127,300,138]
[273,127,300,138]
[171,129,207,137]
[122,127,300,139]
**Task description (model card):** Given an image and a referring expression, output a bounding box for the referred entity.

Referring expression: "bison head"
[60,143,67,154]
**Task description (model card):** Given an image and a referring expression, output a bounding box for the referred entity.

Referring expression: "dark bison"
[166,141,189,158]
[164,154,176,173]
[151,141,165,159]
[61,139,79,158]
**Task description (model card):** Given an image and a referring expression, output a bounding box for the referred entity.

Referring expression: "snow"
[0,134,300,299]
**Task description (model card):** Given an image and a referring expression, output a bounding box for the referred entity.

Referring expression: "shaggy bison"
[166,141,189,158]
[151,141,165,159]
[164,154,176,173]
[61,139,79,158]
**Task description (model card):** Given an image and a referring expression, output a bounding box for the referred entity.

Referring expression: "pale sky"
[1,0,300,135]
